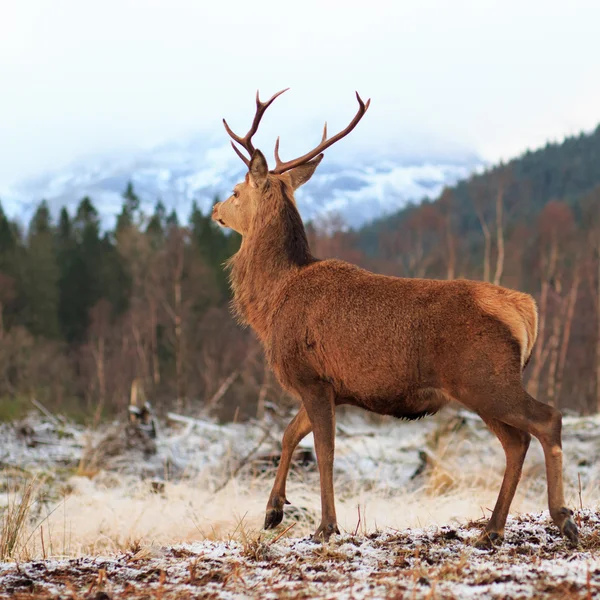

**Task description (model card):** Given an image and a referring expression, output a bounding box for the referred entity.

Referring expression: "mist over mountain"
[2,132,481,229]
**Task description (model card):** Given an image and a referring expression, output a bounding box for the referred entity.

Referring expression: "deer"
[212,89,579,548]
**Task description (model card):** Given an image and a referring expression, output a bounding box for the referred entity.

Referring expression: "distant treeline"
[0,125,599,421]
[0,186,250,422]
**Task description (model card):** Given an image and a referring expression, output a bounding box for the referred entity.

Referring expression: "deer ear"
[248,150,269,188]
[287,154,323,190]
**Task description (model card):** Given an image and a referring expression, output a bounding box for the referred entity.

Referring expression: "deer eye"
[233,190,239,199]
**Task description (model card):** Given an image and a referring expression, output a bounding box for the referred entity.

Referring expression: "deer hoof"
[553,507,579,546]
[561,517,579,546]
[311,522,340,543]
[474,531,503,550]
[264,508,284,530]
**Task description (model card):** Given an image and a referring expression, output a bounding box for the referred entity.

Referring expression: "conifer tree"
[57,198,104,341]
[116,180,140,234]
[21,201,59,338]
[166,209,179,228]
[190,198,240,299]
[146,200,166,247]
[0,201,18,335]
[0,202,16,258]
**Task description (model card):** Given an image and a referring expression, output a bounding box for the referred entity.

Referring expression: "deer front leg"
[264,405,312,530]
[303,390,339,543]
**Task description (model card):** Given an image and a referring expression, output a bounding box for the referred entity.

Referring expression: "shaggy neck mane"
[227,179,316,342]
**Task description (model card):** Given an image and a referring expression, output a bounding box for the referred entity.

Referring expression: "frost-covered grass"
[2,511,600,599]
[1,408,600,598]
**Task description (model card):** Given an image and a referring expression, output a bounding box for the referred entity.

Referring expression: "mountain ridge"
[2,134,481,228]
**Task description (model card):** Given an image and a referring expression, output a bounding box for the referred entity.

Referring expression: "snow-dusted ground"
[1,512,599,599]
[1,408,600,598]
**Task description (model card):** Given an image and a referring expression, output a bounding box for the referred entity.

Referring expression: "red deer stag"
[212,89,578,548]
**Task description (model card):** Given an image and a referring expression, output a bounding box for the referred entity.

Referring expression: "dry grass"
[1,458,592,563]
[1,410,598,564]
[0,477,37,561]
[2,412,600,598]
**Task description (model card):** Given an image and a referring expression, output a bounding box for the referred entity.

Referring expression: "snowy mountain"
[3,134,482,229]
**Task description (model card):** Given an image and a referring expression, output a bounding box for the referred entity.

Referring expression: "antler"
[272,92,371,174]
[223,88,289,167]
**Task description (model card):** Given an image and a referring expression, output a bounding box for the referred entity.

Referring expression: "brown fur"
[212,131,577,547]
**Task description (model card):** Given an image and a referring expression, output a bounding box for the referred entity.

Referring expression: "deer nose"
[211,204,220,219]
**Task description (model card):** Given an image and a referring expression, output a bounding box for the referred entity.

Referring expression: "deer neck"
[228,180,314,342]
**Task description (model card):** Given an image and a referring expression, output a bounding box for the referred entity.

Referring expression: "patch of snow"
[2,511,599,599]
[2,136,482,229]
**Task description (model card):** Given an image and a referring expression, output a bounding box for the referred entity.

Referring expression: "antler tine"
[274,136,282,166]
[223,88,289,164]
[230,141,250,167]
[273,122,328,171]
[271,91,371,174]
[321,122,328,144]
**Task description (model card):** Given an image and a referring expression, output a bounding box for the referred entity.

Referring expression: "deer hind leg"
[264,405,312,530]
[465,387,578,546]
[528,400,578,545]
[475,417,531,549]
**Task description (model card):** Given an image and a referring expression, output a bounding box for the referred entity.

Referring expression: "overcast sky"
[1,0,599,189]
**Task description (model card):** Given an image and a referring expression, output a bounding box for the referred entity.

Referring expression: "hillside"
[359,124,600,256]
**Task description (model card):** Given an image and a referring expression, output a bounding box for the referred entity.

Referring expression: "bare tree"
[597,250,600,413]
[161,226,187,410]
[88,299,112,424]
[471,182,492,283]
[470,169,512,286]
[492,184,505,286]
[581,186,600,412]
[554,267,580,403]
[438,188,457,280]
[527,201,576,402]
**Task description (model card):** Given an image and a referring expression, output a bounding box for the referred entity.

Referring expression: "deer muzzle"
[212,203,226,227]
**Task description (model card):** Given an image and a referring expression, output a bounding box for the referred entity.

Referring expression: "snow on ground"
[1,511,599,599]
[1,408,600,598]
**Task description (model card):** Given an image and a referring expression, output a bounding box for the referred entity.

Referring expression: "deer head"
[212,89,370,235]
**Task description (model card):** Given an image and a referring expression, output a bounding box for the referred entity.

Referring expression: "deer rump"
[269,259,537,420]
